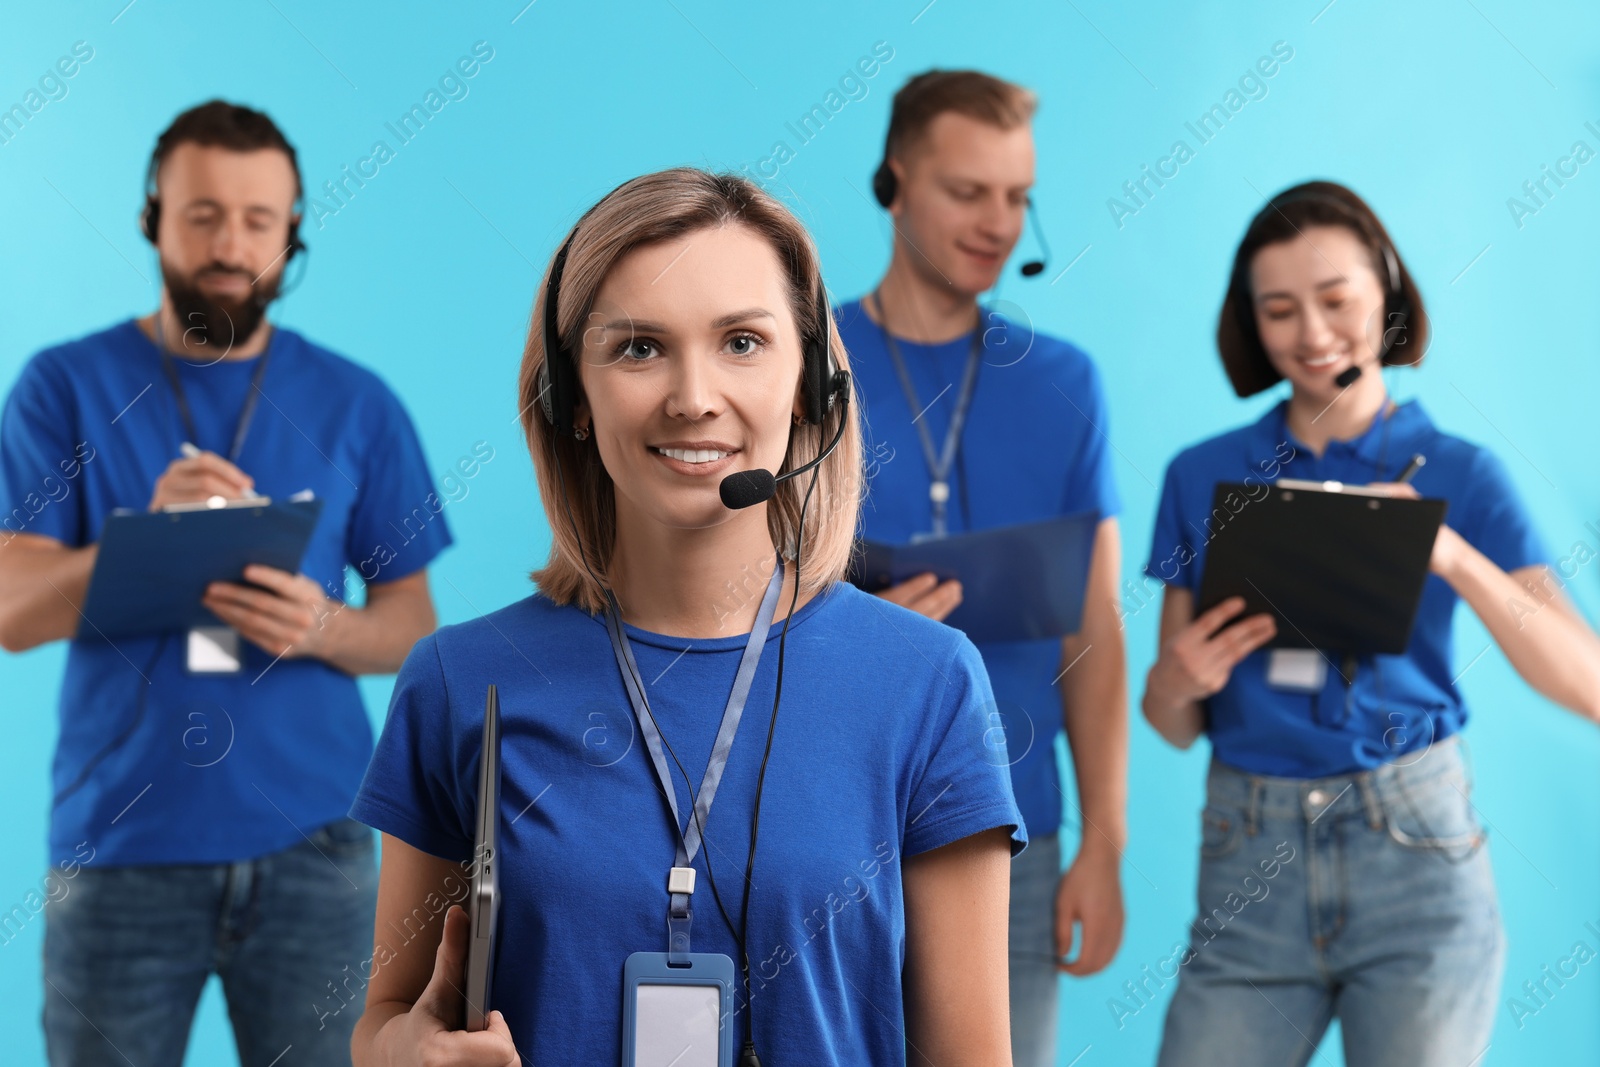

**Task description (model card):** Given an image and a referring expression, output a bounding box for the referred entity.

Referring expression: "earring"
[573,424,590,441]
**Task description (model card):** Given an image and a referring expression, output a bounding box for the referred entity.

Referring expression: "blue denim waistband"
[1205,736,1468,829]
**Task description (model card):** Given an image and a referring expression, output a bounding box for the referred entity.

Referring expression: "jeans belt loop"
[1356,771,1384,830]
[1245,777,1263,837]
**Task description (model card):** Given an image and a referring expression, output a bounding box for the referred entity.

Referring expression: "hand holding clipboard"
[1195,457,1446,657]
[1149,457,1440,726]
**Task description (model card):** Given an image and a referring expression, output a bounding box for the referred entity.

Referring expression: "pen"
[1395,454,1425,485]
[176,441,266,507]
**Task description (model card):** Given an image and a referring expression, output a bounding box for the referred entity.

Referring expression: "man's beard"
[159,260,283,360]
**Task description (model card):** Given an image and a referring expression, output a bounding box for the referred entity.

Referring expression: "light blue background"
[3,1,1598,1064]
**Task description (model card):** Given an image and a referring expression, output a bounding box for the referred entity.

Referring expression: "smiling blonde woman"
[348,168,1025,1067]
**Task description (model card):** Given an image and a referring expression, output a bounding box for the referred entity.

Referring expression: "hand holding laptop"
[382,903,519,1061]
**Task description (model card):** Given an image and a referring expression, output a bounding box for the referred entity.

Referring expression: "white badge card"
[187,626,242,674]
[622,952,734,1067]
[1266,648,1328,692]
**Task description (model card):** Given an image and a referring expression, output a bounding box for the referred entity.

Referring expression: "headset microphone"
[1331,242,1405,389]
[719,382,851,510]
[1019,198,1051,278]
[720,469,776,511]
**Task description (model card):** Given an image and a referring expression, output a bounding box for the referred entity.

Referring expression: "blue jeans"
[43,817,377,1067]
[1009,831,1062,1067]
[1156,737,1504,1067]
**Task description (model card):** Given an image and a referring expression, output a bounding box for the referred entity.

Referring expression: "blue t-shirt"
[1143,398,1550,777]
[0,320,453,865]
[835,298,1121,839]
[350,580,1024,1063]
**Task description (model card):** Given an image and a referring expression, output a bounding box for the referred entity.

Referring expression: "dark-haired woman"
[1140,181,1600,1066]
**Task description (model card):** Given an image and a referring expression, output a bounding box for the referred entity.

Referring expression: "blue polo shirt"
[835,298,1121,839]
[350,581,1025,1063]
[0,320,453,866]
[1144,398,1550,777]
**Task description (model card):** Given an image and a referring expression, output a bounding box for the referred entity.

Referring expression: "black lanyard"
[872,291,983,539]
[603,557,784,962]
[154,315,272,464]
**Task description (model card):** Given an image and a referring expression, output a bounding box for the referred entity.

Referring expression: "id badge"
[187,626,242,674]
[621,951,734,1067]
[1266,648,1327,692]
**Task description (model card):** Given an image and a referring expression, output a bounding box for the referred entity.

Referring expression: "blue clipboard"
[78,498,323,640]
[850,510,1100,644]
[621,951,735,1067]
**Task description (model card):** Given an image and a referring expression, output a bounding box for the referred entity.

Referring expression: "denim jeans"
[1156,736,1504,1067]
[43,817,377,1067]
[1009,831,1062,1067]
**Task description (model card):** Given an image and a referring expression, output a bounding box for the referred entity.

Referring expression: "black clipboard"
[849,511,1100,643]
[1195,479,1446,656]
[78,498,323,640]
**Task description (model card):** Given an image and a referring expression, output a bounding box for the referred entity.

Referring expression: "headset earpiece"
[538,234,580,439]
[1377,239,1412,365]
[872,158,897,209]
[801,279,844,425]
[140,194,161,245]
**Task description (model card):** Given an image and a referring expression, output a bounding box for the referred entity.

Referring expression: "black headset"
[139,154,306,262]
[1372,236,1412,366]
[871,140,1050,278]
[1230,185,1414,387]
[537,192,845,441]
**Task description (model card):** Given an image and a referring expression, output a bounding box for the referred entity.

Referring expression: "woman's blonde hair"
[518,168,863,617]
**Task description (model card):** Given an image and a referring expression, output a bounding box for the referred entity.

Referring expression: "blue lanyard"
[872,291,983,539]
[603,556,785,960]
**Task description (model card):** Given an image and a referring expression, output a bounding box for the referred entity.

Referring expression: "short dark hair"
[883,69,1036,162]
[1217,180,1429,397]
[146,99,302,200]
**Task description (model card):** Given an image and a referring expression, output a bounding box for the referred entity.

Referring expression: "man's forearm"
[1057,519,1129,854]
[0,538,97,652]
[1060,638,1129,854]
[313,577,436,676]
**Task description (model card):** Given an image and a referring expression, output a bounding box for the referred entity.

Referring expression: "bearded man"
[0,99,453,1066]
